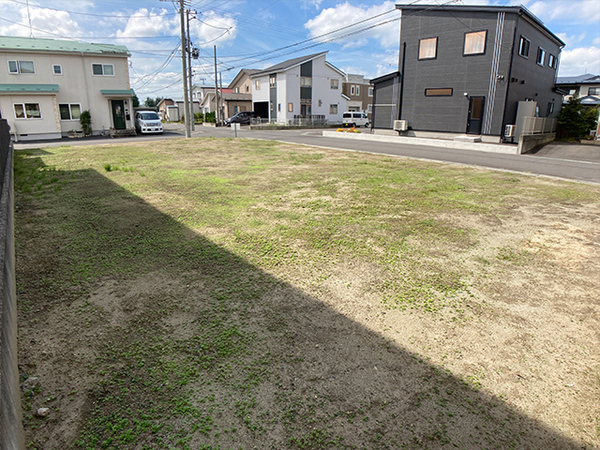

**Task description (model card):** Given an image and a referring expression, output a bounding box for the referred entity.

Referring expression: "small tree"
[132,94,140,108]
[79,110,92,136]
[556,96,599,140]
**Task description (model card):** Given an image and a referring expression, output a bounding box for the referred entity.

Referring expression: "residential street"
[14,124,600,184]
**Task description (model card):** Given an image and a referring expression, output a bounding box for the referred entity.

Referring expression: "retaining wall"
[0,119,24,449]
[518,132,557,154]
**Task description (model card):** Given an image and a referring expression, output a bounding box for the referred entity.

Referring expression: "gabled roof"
[228,69,260,89]
[0,36,130,56]
[396,5,565,47]
[556,74,600,85]
[250,52,328,77]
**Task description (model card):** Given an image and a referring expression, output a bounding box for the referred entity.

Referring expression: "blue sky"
[1,0,598,100]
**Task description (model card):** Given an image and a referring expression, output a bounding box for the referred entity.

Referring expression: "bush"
[80,110,92,136]
[556,96,599,140]
[204,112,216,123]
[194,112,204,123]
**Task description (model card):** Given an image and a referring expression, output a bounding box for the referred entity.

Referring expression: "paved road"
[15,125,600,184]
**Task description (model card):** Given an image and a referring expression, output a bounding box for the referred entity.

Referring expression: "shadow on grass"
[15,152,583,449]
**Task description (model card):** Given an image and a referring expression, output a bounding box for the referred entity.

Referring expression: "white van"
[135,111,163,134]
[342,112,370,128]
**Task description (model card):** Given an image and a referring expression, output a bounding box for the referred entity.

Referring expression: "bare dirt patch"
[15,140,600,449]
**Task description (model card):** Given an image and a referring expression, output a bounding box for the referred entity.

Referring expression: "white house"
[0,36,134,140]
[250,52,348,124]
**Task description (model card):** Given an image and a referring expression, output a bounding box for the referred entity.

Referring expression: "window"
[53,64,62,75]
[269,75,276,87]
[356,86,360,96]
[301,77,312,87]
[255,79,260,90]
[13,103,41,119]
[245,85,249,92]
[8,60,35,74]
[367,104,372,113]
[330,104,338,114]
[288,103,293,112]
[548,54,556,69]
[464,31,487,55]
[350,86,355,96]
[418,37,438,60]
[368,87,373,97]
[318,99,322,107]
[568,88,578,95]
[518,36,530,58]
[330,79,339,89]
[92,63,114,76]
[278,103,281,112]
[59,103,81,120]
[536,47,546,66]
[589,87,600,95]
[547,102,555,115]
[235,87,240,93]
[425,88,453,96]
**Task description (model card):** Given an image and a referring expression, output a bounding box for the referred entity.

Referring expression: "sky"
[0,0,599,100]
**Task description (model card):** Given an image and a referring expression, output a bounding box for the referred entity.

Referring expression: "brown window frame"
[424,88,453,97]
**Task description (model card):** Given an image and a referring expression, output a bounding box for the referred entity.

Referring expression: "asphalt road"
[14,125,600,184]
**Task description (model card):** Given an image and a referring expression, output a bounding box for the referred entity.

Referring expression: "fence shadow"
[15,152,585,449]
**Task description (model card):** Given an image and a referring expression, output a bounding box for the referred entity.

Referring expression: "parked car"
[342,112,370,128]
[135,111,163,134]
[224,111,257,126]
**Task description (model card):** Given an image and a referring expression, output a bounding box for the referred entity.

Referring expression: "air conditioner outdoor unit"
[393,120,408,131]
[505,124,516,138]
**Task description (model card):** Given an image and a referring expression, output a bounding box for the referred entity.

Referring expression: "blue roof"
[556,74,600,85]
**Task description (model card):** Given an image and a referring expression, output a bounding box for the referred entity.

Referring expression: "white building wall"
[284,67,301,123]
[276,74,287,123]
[252,75,269,103]
[312,55,346,123]
[0,49,131,138]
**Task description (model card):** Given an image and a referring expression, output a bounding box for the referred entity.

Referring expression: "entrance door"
[111,100,126,130]
[466,96,485,135]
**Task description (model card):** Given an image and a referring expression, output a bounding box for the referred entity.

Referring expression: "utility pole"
[214,45,219,125]
[219,72,225,122]
[180,0,191,137]
[186,9,195,131]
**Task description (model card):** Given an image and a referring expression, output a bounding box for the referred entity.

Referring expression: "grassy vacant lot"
[15,138,599,449]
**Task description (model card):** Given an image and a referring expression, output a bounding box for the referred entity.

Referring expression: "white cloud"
[190,11,238,48]
[116,8,177,40]
[0,4,83,39]
[556,32,587,47]
[304,1,402,49]
[526,0,600,24]
[594,37,600,46]
[558,46,600,76]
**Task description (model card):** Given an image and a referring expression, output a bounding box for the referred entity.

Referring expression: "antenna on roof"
[26,0,34,38]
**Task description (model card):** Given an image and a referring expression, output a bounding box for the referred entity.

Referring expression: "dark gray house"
[372,5,565,141]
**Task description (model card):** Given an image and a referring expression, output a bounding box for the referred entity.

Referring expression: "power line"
[3,0,179,18]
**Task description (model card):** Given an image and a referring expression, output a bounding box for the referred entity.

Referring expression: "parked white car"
[135,111,163,134]
[342,112,370,128]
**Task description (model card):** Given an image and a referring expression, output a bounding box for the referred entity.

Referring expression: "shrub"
[80,110,92,136]
[556,96,599,140]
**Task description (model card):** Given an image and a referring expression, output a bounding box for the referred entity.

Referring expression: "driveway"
[527,141,600,163]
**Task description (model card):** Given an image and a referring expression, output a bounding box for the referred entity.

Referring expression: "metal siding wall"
[400,11,511,134]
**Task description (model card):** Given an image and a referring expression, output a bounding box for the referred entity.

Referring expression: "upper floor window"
[536,47,546,66]
[425,88,453,97]
[518,36,530,58]
[8,60,35,74]
[92,63,114,76]
[234,87,240,93]
[329,104,338,114]
[368,87,374,97]
[568,88,578,95]
[330,79,339,89]
[269,75,276,87]
[301,77,312,87]
[548,54,557,69]
[589,87,600,95]
[418,37,438,60]
[255,79,260,90]
[464,31,487,56]
[14,103,41,119]
[245,85,249,92]
[53,64,62,75]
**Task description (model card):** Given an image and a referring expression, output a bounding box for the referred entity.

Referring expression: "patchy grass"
[15,138,600,449]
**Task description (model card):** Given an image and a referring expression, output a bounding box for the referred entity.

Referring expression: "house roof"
[370,71,401,84]
[396,5,565,47]
[251,52,329,77]
[222,93,252,101]
[0,83,59,93]
[556,74,600,85]
[0,36,130,56]
[579,95,600,106]
[228,69,260,89]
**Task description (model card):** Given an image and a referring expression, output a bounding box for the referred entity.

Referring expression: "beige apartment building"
[0,36,134,140]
